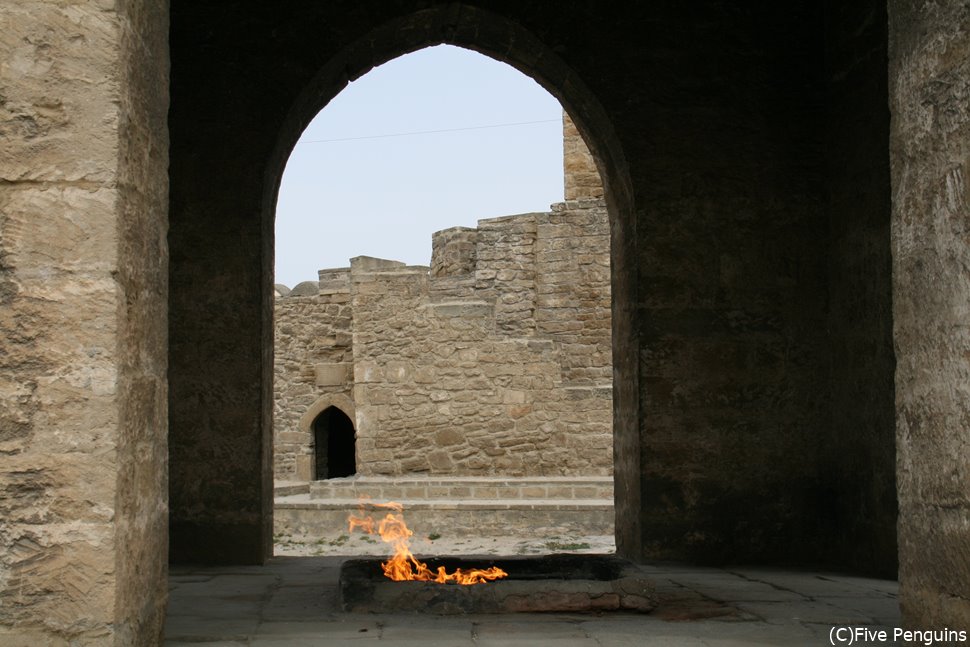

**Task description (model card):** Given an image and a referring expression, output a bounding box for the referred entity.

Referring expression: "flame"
[348,499,508,585]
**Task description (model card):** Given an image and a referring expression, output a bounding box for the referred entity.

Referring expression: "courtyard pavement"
[165,554,899,646]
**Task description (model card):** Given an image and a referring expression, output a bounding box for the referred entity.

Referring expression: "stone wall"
[889,0,970,628]
[273,269,353,480]
[274,199,612,480]
[564,112,604,200]
[634,3,832,567]
[0,1,169,644]
[822,0,897,577]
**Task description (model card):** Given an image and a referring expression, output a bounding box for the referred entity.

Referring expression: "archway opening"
[167,2,640,567]
[270,43,619,558]
[313,406,356,479]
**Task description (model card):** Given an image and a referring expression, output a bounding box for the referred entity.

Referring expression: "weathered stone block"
[314,362,351,386]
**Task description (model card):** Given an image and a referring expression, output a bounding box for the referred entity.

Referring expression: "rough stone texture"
[889,0,970,629]
[564,112,604,200]
[273,269,353,480]
[0,0,169,644]
[274,200,612,480]
[431,226,477,278]
[630,2,897,576]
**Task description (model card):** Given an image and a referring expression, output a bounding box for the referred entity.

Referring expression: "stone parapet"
[318,268,350,295]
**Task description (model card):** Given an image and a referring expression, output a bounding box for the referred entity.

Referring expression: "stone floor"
[166,555,899,646]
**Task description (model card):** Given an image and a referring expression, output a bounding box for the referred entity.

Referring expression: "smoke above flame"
[348,500,508,585]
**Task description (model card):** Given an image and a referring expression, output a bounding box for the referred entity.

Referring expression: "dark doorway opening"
[313,406,356,479]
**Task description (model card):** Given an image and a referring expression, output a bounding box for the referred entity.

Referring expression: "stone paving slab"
[165,555,900,646]
[726,568,898,598]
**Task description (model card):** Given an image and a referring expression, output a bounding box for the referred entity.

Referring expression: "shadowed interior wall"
[822,0,896,577]
[168,0,895,574]
[633,4,832,565]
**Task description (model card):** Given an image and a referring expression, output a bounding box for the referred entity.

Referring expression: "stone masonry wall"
[563,112,604,200]
[274,269,353,480]
[889,0,970,628]
[274,199,611,480]
[0,1,169,644]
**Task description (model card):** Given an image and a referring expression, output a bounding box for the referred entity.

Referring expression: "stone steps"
[275,481,311,497]
[274,476,615,538]
[306,475,613,501]
[278,495,613,511]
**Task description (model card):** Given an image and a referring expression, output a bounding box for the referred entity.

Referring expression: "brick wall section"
[274,200,611,480]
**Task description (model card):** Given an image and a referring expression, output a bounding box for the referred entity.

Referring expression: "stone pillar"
[563,112,604,200]
[0,1,169,645]
[889,0,970,629]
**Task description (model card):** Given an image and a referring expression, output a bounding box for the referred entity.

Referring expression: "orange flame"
[348,499,508,585]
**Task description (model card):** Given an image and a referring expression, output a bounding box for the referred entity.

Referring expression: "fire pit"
[339,553,657,614]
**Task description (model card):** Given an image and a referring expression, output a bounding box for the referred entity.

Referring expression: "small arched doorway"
[312,406,356,479]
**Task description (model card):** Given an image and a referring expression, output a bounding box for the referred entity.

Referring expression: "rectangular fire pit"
[339,554,656,614]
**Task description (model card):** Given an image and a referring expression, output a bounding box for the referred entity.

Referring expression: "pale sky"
[274,45,564,288]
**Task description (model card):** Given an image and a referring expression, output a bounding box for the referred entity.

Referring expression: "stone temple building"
[273,117,610,480]
[272,116,615,537]
[2,2,969,644]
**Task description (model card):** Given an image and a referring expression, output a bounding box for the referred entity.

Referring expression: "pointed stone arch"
[298,393,356,437]
[299,395,357,481]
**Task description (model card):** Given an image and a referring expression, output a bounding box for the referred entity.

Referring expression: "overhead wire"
[295,118,560,144]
